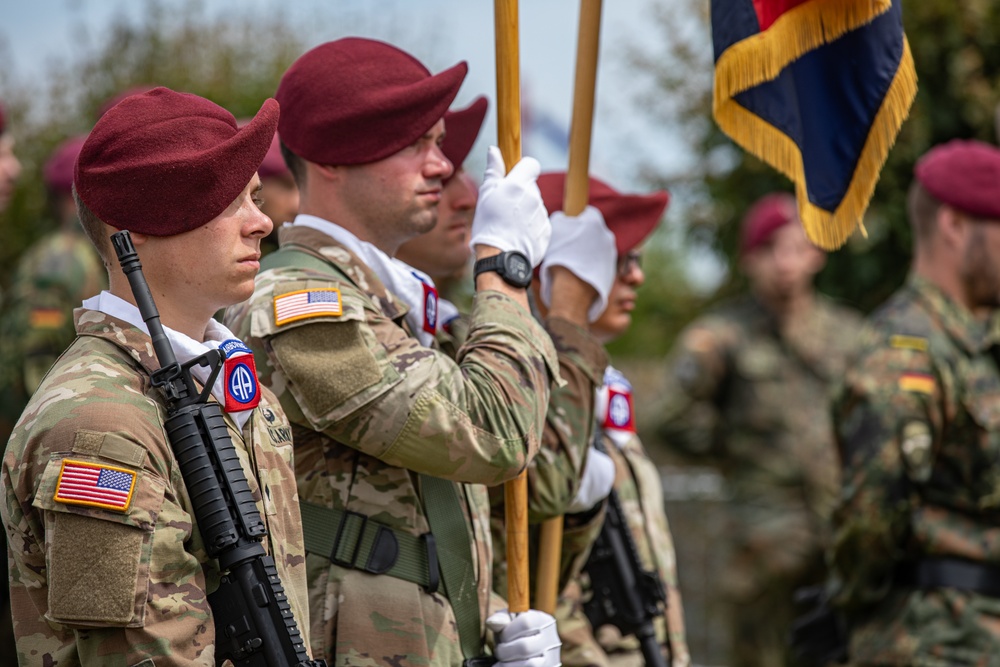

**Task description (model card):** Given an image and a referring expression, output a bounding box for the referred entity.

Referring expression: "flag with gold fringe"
[712,0,917,250]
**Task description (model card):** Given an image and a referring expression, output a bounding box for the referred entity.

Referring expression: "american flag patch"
[54,459,137,511]
[274,288,343,326]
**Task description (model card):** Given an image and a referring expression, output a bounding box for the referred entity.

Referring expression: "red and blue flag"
[712,0,917,249]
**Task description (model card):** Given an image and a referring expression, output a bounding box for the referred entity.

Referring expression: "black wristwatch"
[473,250,532,289]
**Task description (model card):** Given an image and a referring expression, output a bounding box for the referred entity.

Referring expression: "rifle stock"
[112,230,324,667]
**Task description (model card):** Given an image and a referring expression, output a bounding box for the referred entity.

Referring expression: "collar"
[80,291,256,430]
[906,274,993,354]
[287,215,451,347]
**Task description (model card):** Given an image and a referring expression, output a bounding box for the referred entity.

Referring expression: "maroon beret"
[44,134,88,195]
[75,87,278,236]
[97,85,158,119]
[915,139,1000,220]
[442,96,488,169]
[740,193,797,256]
[277,38,467,166]
[538,172,669,256]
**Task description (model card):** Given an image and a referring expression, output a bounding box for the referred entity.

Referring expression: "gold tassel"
[713,1,917,250]
[715,0,892,99]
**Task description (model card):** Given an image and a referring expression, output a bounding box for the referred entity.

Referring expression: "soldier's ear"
[935,205,967,251]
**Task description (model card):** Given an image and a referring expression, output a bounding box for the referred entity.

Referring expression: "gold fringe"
[715,0,892,100]
[714,38,917,250]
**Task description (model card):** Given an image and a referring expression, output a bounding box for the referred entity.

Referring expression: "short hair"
[279,140,307,191]
[72,186,112,265]
[907,180,941,241]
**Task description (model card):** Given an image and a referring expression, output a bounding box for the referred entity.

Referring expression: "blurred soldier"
[1,87,313,664]
[536,173,689,667]
[657,193,861,667]
[0,135,107,441]
[830,140,1000,665]
[0,100,21,214]
[225,38,563,666]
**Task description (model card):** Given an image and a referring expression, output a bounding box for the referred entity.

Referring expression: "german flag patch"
[54,459,137,511]
[898,372,935,395]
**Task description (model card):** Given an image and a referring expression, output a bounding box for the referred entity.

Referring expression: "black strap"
[895,557,1000,597]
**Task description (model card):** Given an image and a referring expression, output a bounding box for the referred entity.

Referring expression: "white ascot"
[83,291,256,431]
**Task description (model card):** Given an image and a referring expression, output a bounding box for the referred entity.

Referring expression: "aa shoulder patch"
[274,287,343,326]
[899,372,935,395]
[890,335,928,352]
[54,459,137,511]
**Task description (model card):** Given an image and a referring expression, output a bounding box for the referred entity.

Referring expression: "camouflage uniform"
[657,295,861,667]
[0,227,106,441]
[1,308,309,665]
[224,224,559,666]
[831,275,1000,665]
[489,315,610,598]
[555,368,691,667]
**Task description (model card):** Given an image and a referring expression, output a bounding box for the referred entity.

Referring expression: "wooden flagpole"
[494,0,530,615]
[535,0,604,616]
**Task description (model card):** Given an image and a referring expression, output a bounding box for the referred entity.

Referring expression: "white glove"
[487,609,562,667]
[470,146,552,267]
[539,206,617,322]
[566,445,616,513]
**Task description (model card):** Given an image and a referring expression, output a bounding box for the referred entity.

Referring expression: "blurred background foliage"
[2,0,1000,362]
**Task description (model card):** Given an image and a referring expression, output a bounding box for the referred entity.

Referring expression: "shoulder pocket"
[33,454,165,628]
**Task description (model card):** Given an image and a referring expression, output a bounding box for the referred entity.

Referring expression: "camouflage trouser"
[726,555,827,667]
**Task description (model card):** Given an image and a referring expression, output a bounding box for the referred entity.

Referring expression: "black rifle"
[581,437,668,667]
[112,231,324,667]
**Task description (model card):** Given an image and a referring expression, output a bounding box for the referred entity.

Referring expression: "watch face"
[503,252,532,287]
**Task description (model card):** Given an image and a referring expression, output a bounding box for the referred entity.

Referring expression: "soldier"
[0,87,313,664]
[535,172,690,667]
[0,99,21,214]
[0,135,107,442]
[394,101,619,595]
[224,38,563,666]
[656,193,862,667]
[830,140,1000,664]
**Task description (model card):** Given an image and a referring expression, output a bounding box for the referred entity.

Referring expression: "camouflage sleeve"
[2,373,218,664]
[526,316,608,522]
[655,316,734,457]
[830,329,943,611]
[254,275,559,487]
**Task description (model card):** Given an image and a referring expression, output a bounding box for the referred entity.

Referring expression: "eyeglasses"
[617,250,642,278]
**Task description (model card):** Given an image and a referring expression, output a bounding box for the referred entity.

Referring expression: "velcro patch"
[274,288,343,326]
[54,459,137,511]
[422,281,439,334]
[890,335,928,352]
[899,372,935,395]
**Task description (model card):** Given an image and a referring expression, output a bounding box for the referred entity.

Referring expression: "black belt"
[895,557,1000,598]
